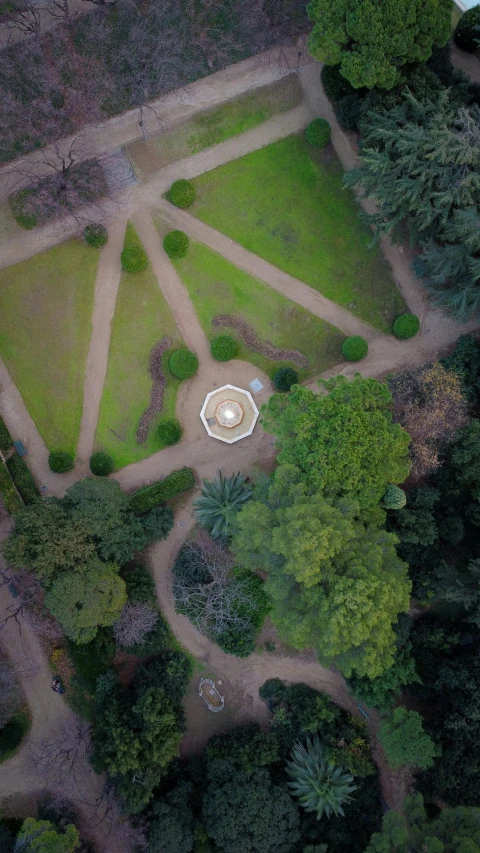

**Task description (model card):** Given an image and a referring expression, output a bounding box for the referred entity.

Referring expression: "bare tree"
[0,0,42,38]
[26,717,93,798]
[113,602,158,649]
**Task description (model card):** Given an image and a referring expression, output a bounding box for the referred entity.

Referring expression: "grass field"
[0,240,98,453]
[190,135,406,332]
[95,237,184,469]
[127,75,303,176]
[172,240,345,378]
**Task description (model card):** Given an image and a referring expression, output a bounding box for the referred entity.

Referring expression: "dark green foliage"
[193,471,252,540]
[210,335,238,362]
[163,230,189,259]
[272,366,298,392]
[129,468,195,513]
[349,644,420,712]
[48,451,75,473]
[341,336,368,361]
[65,630,115,719]
[441,335,480,407]
[0,461,22,516]
[0,709,29,760]
[6,454,39,504]
[157,419,182,446]
[140,505,175,543]
[135,651,192,709]
[321,64,356,102]
[0,824,14,853]
[305,118,331,147]
[0,417,13,453]
[206,724,280,772]
[168,180,196,208]
[286,736,357,819]
[169,349,199,379]
[89,451,114,476]
[83,223,108,247]
[387,486,439,547]
[121,245,148,273]
[377,706,437,770]
[454,5,480,52]
[382,485,406,510]
[121,561,156,604]
[149,783,194,853]
[393,314,420,339]
[335,94,364,130]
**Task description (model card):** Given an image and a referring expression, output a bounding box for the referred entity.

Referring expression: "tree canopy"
[377,706,437,770]
[15,817,79,853]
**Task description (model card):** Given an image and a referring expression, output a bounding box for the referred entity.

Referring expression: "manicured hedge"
[6,455,39,505]
[83,223,108,247]
[169,349,199,379]
[48,451,74,473]
[0,417,13,454]
[163,230,189,259]
[393,314,420,339]
[168,179,196,208]
[121,245,148,273]
[157,419,182,446]
[129,468,195,513]
[272,366,298,392]
[0,461,22,515]
[454,4,480,52]
[211,335,238,361]
[305,118,331,147]
[90,451,115,476]
[342,336,368,361]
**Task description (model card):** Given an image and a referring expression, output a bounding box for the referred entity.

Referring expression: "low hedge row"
[129,468,195,513]
[0,417,13,454]
[6,455,39,505]
[0,461,22,515]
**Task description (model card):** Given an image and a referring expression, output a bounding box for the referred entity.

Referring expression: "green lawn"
[189,135,407,332]
[95,241,184,469]
[127,75,303,177]
[0,241,98,453]
[172,240,345,378]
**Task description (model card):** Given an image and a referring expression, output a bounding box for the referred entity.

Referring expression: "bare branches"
[113,602,158,649]
[0,0,42,37]
[26,717,93,799]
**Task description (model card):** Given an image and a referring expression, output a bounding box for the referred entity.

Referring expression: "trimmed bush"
[393,314,420,340]
[121,245,148,273]
[83,223,108,248]
[48,451,74,473]
[0,417,13,454]
[454,5,480,52]
[168,179,196,208]
[163,230,189,259]
[6,455,39,505]
[305,118,331,147]
[272,366,299,392]
[211,335,238,362]
[0,461,22,515]
[89,451,115,476]
[129,468,195,513]
[157,419,182,446]
[383,485,407,510]
[169,349,199,379]
[342,336,368,361]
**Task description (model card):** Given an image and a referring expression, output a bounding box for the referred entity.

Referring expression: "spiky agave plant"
[286,736,357,819]
[193,471,252,540]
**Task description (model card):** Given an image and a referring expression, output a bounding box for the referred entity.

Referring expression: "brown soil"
[136,336,171,443]
[213,314,308,367]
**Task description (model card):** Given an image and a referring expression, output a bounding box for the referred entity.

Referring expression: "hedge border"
[129,468,195,513]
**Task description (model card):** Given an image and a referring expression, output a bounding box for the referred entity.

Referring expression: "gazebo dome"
[200,384,259,444]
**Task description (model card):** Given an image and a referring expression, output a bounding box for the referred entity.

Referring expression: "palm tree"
[193,471,252,540]
[286,736,357,819]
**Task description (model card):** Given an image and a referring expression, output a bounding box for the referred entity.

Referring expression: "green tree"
[44,559,127,643]
[15,817,79,853]
[149,783,194,853]
[286,736,357,819]
[307,0,451,90]
[377,707,438,770]
[262,377,410,509]
[193,472,252,540]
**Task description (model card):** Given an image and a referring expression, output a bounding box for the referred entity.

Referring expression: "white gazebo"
[200,384,259,444]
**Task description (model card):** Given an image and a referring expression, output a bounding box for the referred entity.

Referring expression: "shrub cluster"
[89,451,115,476]
[48,451,75,473]
[163,230,189,259]
[168,179,196,208]
[6,455,39,504]
[83,223,108,247]
[0,461,22,515]
[210,335,238,361]
[169,349,199,379]
[305,118,331,147]
[393,314,420,339]
[121,246,148,273]
[342,336,368,361]
[454,5,480,52]
[157,419,182,446]
[272,366,298,392]
[0,417,13,454]
[129,468,195,513]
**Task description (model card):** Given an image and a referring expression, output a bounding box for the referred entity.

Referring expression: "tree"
[307,0,451,90]
[377,707,438,770]
[149,783,194,853]
[202,761,300,853]
[386,487,440,546]
[262,377,410,509]
[113,601,159,649]
[435,558,480,627]
[286,736,356,819]
[193,472,252,540]
[14,817,79,853]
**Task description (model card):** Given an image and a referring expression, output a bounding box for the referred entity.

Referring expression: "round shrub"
[168,179,196,208]
[393,313,420,340]
[89,451,115,476]
[121,246,148,273]
[383,485,407,510]
[169,349,199,380]
[83,223,108,248]
[48,451,74,473]
[305,118,331,147]
[342,336,368,361]
[454,5,480,52]
[211,335,238,362]
[272,366,299,392]
[163,230,189,259]
[157,419,182,446]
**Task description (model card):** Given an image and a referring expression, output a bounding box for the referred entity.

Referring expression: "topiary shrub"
[454,5,480,52]
[6,455,39,504]
[163,230,189,259]
[210,335,238,362]
[169,349,199,379]
[168,179,196,208]
[305,118,331,147]
[342,336,368,361]
[129,468,195,513]
[382,485,407,510]
[393,314,420,339]
[272,366,299,392]
[89,451,115,476]
[121,246,148,273]
[83,223,108,248]
[48,451,74,473]
[157,419,182,446]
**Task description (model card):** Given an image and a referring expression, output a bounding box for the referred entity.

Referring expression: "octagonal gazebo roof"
[200,384,259,444]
